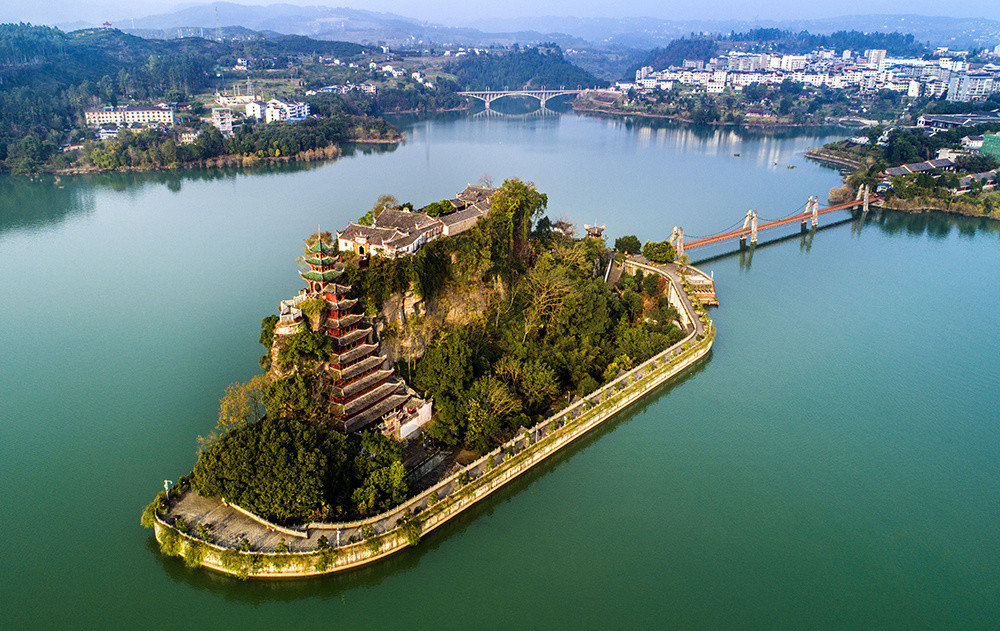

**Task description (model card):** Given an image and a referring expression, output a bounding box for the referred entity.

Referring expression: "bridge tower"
[670,226,684,260]
[854,184,871,212]
[802,195,819,232]
[739,209,758,248]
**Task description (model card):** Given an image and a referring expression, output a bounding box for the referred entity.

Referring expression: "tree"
[642,240,676,263]
[371,193,398,216]
[489,178,548,269]
[614,235,641,253]
[216,375,268,433]
[193,416,351,522]
[465,375,522,453]
[351,432,408,516]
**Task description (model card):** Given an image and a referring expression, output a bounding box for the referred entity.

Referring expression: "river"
[1,112,998,629]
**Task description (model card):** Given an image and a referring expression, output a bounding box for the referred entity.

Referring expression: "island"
[140,178,716,578]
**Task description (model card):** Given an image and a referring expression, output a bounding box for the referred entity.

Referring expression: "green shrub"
[140,497,159,529]
[174,516,188,532]
[298,297,328,319]
[276,538,289,553]
[159,528,181,556]
[396,510,422,546]
[317,535,329,550]
[240,538,251,552]
[196,523,210,540]
[642,240,676,263]
[182,541,206,568]
[428,490,439,506]
[361,524,374,540]
[614,235,641,254]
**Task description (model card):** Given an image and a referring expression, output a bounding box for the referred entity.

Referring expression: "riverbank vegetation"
[0,23,380,174]
[46,114,396,173]
[819,123,1000,216]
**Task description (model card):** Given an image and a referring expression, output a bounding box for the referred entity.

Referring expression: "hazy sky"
[4,0,995,28]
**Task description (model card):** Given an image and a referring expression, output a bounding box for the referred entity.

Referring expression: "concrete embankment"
[152,262,715,579]
[804,149,866,171]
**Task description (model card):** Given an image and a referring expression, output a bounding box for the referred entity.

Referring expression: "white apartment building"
[263,99,310,123]
[84,105,174,127]
[948,73,996,102]
[245,100,266,120]
[211,107,233,134]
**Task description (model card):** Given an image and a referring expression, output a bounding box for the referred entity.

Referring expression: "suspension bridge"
[668,185,878,259]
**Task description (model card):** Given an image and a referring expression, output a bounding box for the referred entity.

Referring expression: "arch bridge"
[458,89,586,109]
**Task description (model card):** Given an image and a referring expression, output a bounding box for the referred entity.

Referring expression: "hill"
[448,45,604,91]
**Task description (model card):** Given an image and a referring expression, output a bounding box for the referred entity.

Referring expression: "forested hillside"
[0,23,366,172]
[448,45,605,90]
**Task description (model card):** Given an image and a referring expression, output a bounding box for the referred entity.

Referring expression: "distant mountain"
[466,14,1000,49]
[89,2,591,49]
[71,5,1000,52]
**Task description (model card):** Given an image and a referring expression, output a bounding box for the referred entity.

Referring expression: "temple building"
[337,184,496,257]
[273,238,432,438]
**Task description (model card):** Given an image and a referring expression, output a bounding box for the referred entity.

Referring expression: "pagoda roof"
[304,255,340,266]
[330,326,371,347]
[325,297,358,311]
[327,354,385,381]
[329,369,393,399]
[322,282,352,295]
[306,240,337,254]
[325,313,364,330]
[301,268,343,282]
[342,393,409,434]
[330,343,378,365]
[337,380,403,417]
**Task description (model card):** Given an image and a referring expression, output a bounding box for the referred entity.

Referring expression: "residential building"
[84,105,174,127]
[210,107,233,134]
[245,100,266,120]
[264,98,310,123]
[947,73,996,102]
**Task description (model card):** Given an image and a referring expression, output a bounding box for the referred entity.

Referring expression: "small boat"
[787,165,795,169]
[733,153,740,157]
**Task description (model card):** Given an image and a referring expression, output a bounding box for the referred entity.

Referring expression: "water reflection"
[0,145,402,240]
[0,175,95,239]
[854,208,1000,241]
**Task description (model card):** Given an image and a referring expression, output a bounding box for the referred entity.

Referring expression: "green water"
[1,114,998,629]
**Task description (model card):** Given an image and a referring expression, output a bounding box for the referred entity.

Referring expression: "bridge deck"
[684,197,876,249]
